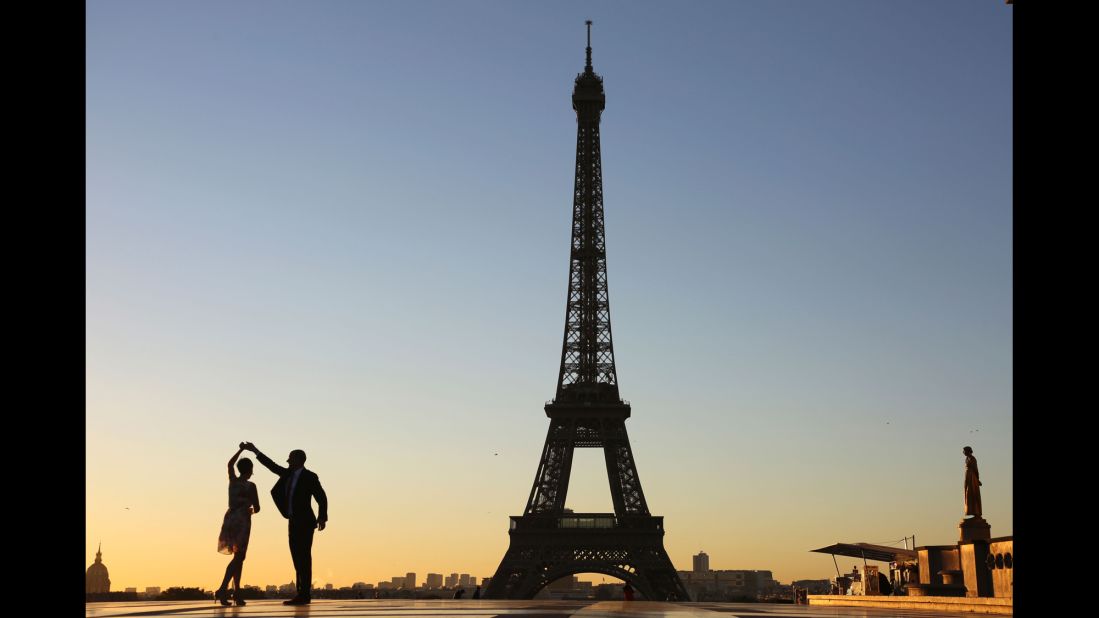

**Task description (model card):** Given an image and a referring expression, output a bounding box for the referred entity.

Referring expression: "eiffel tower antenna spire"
[585,20,593,71]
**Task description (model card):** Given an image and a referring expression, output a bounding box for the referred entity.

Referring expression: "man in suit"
[242,442,328,605]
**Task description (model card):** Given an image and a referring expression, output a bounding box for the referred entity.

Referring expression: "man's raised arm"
[243,442,287,476]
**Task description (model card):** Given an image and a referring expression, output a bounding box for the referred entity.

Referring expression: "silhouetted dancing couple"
[214,442,328,606]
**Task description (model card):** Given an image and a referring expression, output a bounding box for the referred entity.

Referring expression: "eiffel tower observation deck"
[484,22,688,601]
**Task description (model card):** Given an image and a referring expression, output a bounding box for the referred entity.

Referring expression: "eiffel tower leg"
[524,419,577,514]
[630,547,690,601]
[602,419,649,516]
[484,542,540,599]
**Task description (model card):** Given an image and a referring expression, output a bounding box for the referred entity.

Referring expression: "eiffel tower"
[483,22,688,601]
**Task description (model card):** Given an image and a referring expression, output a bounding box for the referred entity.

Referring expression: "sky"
[86,0,1012,591]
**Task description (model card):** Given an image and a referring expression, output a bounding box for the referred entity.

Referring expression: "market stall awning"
[810,542,917,562]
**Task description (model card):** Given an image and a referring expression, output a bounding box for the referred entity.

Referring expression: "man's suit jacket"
[256,451,328,524]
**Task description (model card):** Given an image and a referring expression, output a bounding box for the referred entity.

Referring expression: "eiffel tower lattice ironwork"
[484,22,688,601]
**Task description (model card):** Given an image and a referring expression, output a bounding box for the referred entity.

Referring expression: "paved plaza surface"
[84,599,993,618]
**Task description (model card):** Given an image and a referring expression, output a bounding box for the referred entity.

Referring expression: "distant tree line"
[88,585,491,603]
[86,587,212,602]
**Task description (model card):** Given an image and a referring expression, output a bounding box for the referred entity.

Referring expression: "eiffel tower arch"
[484,22,688,602]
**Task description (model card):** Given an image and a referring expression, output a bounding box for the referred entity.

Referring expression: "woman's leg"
[231,551,247,592]
[218,557,235,592]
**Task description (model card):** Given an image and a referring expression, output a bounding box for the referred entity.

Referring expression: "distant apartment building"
[405,573,417,589]
[125,587,137,594]
[547,576,580,591]
[459,574,471,588]
[764,582,791,601]
[241,585,262,598]
[693,551,710,572]
[539,576,595,599]
[266,585,279,594]
[446,573,459,588]
[792,579,831,595]
[391,577,405,589]
[593,583,624,600]
[755,571,779,598]
[426,573,443,589]
[677,569,773,601]
[352,582,370,590]
[378,581,395,590]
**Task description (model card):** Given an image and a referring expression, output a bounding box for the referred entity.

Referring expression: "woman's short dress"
[217,479,253,555]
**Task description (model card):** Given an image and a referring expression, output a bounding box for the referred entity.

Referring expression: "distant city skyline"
[87,545,835,592]
[87,0,1012,591]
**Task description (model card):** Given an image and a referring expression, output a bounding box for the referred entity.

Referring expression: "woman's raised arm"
[227,447,244,480]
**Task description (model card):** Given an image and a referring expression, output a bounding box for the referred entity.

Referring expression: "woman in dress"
[215,445,261,606]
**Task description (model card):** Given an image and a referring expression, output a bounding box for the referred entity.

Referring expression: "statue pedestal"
[959,517,991,542]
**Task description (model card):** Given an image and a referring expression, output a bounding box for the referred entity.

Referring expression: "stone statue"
[963,446,982,518]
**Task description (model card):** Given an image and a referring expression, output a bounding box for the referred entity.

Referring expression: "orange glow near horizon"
[87,412,1012,591]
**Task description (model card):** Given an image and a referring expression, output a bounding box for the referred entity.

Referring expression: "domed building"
[86,543,111,593]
